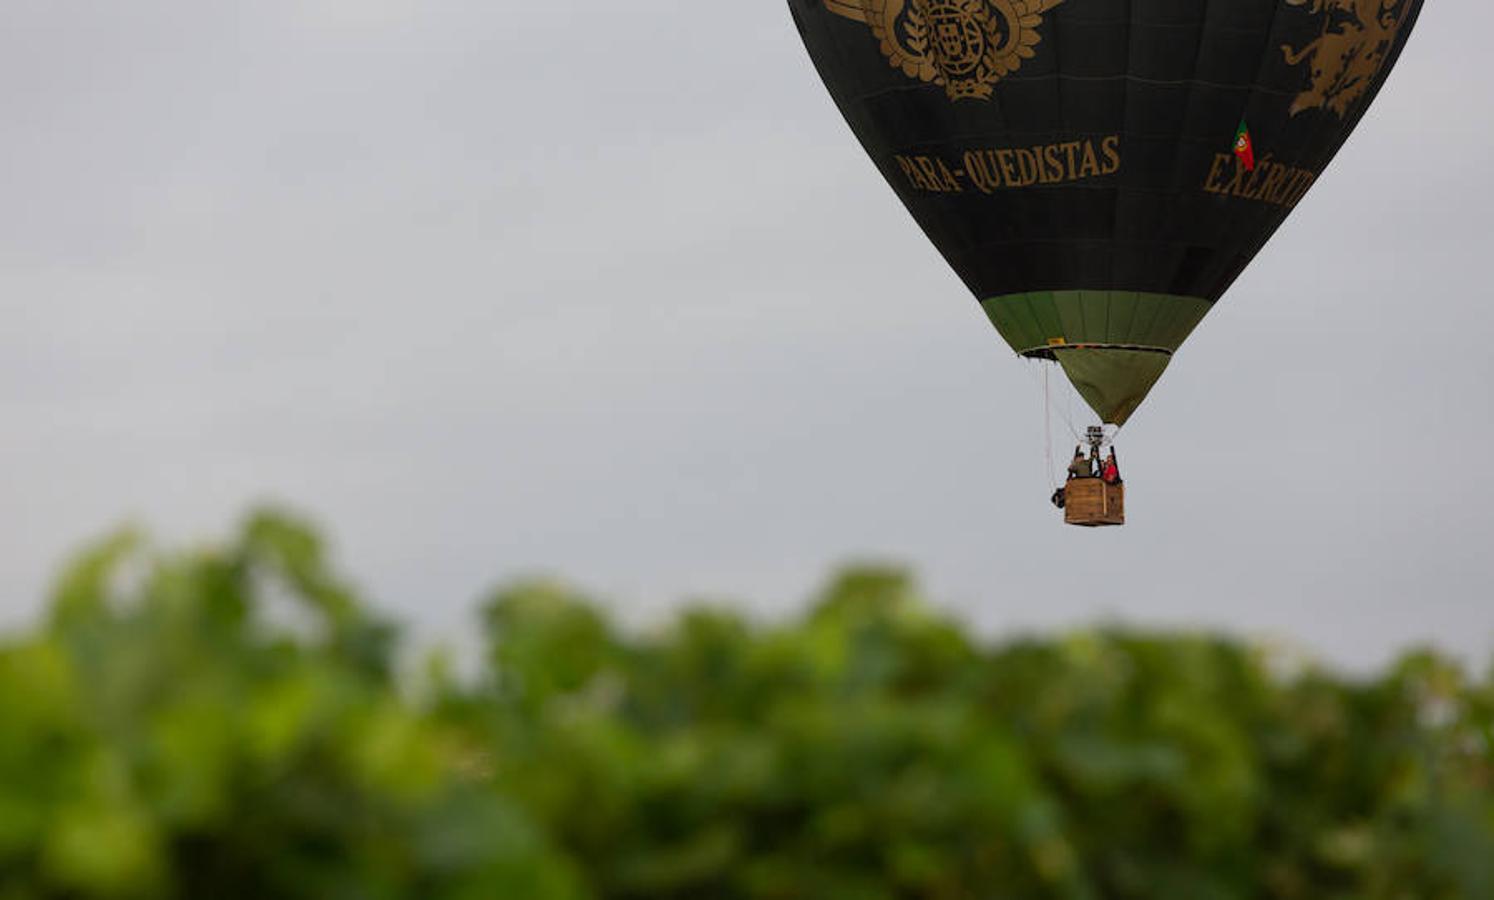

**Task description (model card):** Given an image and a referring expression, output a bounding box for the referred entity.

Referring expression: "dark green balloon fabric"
[791,0,1425,424]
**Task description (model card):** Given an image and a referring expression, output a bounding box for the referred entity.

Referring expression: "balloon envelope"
[791,0,1425,424]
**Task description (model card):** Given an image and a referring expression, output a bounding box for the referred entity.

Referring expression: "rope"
[1051,366,1083,444]
[1063,369,1079,440]
[1024,358,1086,489]
[1043,363,1056,490]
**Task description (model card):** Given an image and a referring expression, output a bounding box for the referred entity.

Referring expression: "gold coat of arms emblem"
[1282,0,1416,117]
[824,0,1066,100]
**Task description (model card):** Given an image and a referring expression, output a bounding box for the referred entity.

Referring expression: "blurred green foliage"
[0,511,1489,899]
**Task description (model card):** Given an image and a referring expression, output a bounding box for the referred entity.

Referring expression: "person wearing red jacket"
[1102,450,1122,485]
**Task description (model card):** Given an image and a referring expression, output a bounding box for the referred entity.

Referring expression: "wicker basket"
[1064,478,1125,527]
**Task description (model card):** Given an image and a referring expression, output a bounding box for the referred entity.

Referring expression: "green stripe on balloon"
[980,291,1213,426]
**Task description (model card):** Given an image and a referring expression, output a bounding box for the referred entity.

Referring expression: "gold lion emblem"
[824,0,1066,101]
[1282,0,1415,118]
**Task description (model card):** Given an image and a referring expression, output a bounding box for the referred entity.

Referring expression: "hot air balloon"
[790,0,1426,525]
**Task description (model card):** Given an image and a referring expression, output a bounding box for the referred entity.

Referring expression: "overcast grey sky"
[1,1,1488,670]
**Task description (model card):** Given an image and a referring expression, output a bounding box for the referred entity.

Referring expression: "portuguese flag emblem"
[1234,120,1256,171]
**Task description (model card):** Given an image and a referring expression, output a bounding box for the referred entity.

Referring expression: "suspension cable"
[1043,362,1056,490]
[1024,357,1088,488]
